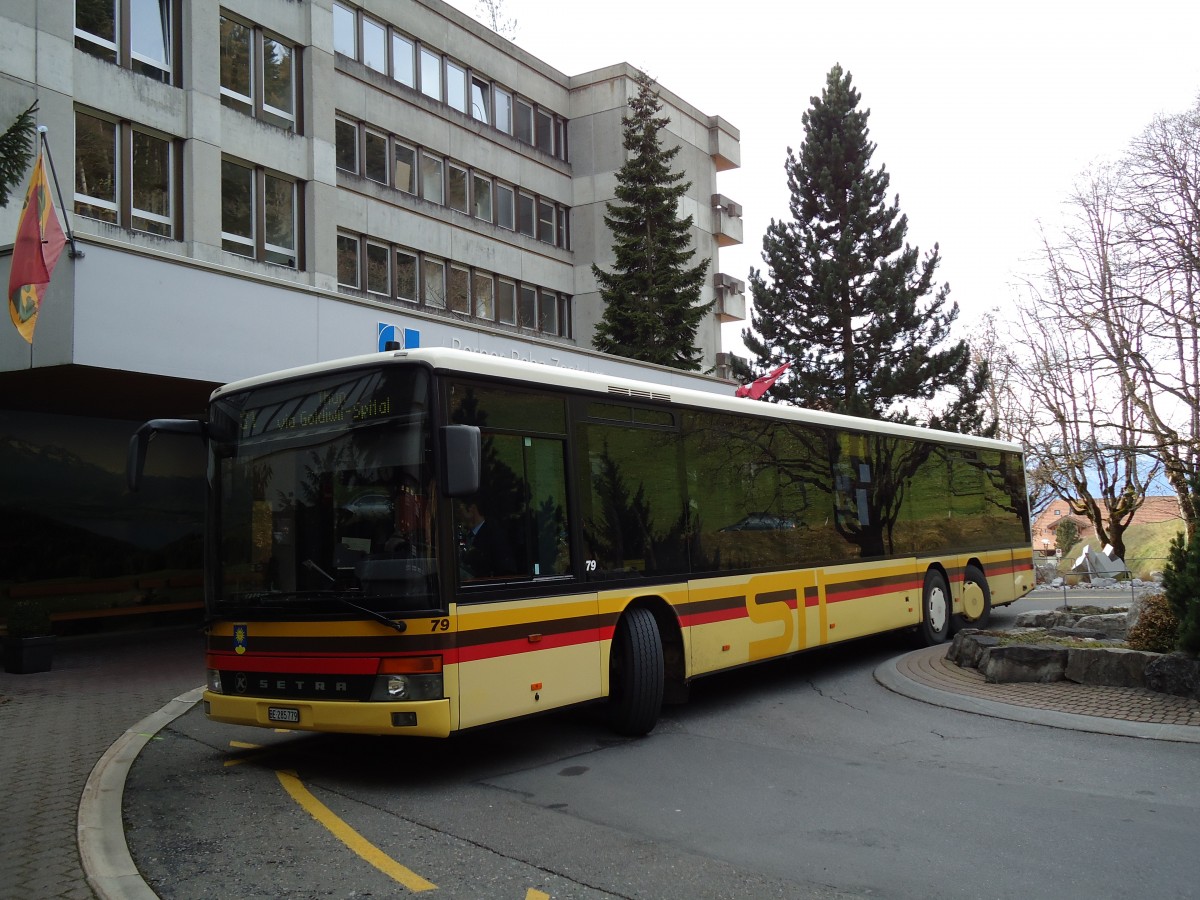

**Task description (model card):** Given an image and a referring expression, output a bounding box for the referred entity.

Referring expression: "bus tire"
[917,569,951,646]
[608,607,664,737]
[956,564,992,631]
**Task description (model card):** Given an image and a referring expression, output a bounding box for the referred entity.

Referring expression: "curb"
[874,654,1200,744]
[77,686,206,900]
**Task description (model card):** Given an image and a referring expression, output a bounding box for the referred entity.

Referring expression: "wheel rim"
[927,584,948,633]
[962,581,986,620]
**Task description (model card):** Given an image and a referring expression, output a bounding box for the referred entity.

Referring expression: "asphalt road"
[123,589,1195,899]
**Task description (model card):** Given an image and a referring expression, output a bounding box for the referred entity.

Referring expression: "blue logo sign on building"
[378,323,420,352]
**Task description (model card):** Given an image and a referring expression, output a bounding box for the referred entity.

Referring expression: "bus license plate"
[268,707,300,723]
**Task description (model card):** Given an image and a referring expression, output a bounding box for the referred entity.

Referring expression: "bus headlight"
[370,656,443,702]
[207,668,223,693]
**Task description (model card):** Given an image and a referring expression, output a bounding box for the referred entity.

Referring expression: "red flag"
[8,150,66,343]
[736,361,792,400]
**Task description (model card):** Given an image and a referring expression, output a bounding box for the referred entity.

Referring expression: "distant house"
[1032,496,1183,554]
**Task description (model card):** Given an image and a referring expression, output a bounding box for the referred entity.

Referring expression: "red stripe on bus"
[456,628,600,663]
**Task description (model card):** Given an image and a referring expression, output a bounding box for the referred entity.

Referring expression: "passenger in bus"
[459,498,516,578]
[379,476,427,559]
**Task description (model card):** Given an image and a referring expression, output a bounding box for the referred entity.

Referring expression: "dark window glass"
[497,280,516,324]
[447,165,468,213]
[517,193,535,237]
[336,233,359,287]
[577,418,687,579]
[395,251,417,301]
[73,111,118,223]
[496,184,514,230]
[395,144,416,194]
[335,119,358,173]
[514,98,533,144]
[220,159,254,257]
[448,266,470,314]
[365,131,388,184]
[517,285,536,327]
[537,200,554,243]
[366,243,390,294]
[535,109,553,152]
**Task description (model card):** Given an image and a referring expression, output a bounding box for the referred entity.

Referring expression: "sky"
[448,0,1200,356]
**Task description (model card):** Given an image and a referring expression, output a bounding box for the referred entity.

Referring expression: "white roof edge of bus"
[212,348,1022,453]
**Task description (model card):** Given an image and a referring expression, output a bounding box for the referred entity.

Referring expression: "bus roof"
[212,347,1022,454]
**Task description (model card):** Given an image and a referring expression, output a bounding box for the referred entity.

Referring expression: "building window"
[448,265,470,314]
[420,153,443,205]
[366,242,390,295]
[497,279,516,324]
[336,233,359,287]
[335,117,358,173]
[131,129,173,236]
[392,33,415,88]
[361,16,386,72]
[473,272,494,320]
[332,3,356,58]
[539,289,558,334]
[557,206,569,249]
[423,257,445,308]
[446,61,467,114]
[517,192,535,237]
[75,0,174,83]
[514,98,534,145]
[220,159,254,257]
[537,199,554,244]
[447,164,468,213]
[518,284,537,327]
[365,129,388,184]
[74,110,178,239]
[263,174,297,266]
[471,78,490,124]
[419,47,441,101]
[74,112,118,225]
[220,14,297,131]
[396,250,418,301]
[494,88,512,135]
[473,174,492,222]
[535,109,553,153]
[556,118,568,161]
[496,184,514,230]
[221,158,300,267]
[395,143,416,194]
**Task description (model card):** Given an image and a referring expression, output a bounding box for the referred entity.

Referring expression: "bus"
[128,348,1034,738]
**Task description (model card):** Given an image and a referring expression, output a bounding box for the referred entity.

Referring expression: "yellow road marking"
[275,769,437,892]
[224,740,269,767]
[526,891,550,899]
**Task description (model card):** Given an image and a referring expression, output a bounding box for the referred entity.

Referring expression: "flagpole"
[37,127,83,260]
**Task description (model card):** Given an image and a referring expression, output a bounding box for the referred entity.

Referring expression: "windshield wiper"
[221,586,407,633]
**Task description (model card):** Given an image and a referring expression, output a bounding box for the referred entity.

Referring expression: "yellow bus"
[128,348,1034,737]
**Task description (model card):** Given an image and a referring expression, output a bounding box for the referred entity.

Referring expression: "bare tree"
[1109,100,1200,533]
[1010,167,1160,561]
[474,0,518,40]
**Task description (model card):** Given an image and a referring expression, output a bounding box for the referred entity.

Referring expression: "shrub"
[1126,591,1179,653]
[4,599,52,639]
[1161,477,1200,656]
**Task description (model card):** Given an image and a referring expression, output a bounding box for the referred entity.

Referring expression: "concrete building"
[0,0,742,613]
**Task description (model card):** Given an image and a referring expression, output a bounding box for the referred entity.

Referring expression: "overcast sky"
[450,0,1200,353]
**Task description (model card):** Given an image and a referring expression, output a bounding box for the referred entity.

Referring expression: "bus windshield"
[209,365,439,616]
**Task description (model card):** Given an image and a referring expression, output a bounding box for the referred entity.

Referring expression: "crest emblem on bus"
[234,624,248,655]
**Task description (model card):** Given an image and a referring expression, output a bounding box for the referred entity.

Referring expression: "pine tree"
[592,71,710,371]
[0,102,38,208]
[740,65,991,433]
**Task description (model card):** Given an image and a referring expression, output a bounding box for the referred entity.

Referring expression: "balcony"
[713,273,745,323]
[711,194,743,248]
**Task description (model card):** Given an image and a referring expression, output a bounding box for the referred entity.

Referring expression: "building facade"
[0,0,743,615]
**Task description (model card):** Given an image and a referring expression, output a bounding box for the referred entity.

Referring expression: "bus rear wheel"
[608,607,664,737]
[917,570,951,646]
[955,564,992,631]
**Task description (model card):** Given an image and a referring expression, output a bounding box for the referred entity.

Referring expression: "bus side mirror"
[127,419,207,491]
[439,425,481,497]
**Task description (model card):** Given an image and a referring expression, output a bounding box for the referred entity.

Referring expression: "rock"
[1064,647,1157,688]
[980,644,1068,683]
[1072,613,1128,639]
[947,632,999,669]
[1145,654,1200,701]
[1049,626,1109,640]
[1049,577,1064,588]
[1015,610,1062,628]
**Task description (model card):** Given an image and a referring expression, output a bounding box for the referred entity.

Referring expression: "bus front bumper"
[203,691,452,737]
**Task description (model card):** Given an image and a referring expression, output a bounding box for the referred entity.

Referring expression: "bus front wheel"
[608,607,664,737]
[917,570,951,646]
